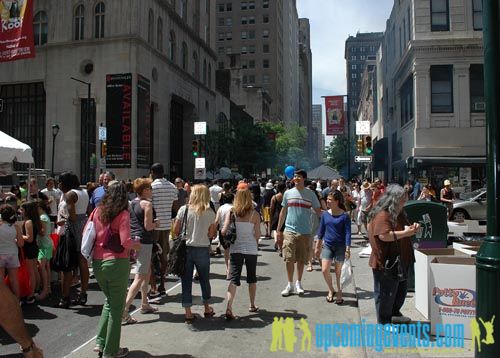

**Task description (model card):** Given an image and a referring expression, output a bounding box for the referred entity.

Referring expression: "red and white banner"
[0,0,35,62]
[325,96,345,136]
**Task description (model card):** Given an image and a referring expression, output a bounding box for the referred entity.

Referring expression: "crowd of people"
[1,164,462,357]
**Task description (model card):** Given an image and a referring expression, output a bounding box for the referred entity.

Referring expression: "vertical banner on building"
[0,0,35,62]
[106,73,132,168]
[137,75,151,168]
[325,96,345,135]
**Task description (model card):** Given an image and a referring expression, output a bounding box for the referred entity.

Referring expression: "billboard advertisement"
[325,96,345,135]
[0,0,35,62]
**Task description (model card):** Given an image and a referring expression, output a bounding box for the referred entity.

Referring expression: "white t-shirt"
[217,203,233,228]
[41,188,62,216]
[209,184,223,204]
[176,205,215,247]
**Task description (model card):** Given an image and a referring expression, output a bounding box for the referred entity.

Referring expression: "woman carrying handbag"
[367,184,420,327]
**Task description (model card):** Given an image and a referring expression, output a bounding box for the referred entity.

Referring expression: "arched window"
[157,17,163,51]
[182,42,188,71]
[168,31,176,62]
[74,4,85,40]
[33,11,48,46]
[217,112,229,137]
[148,9,154,45]
[203,59,207,85]
[208,63,212,88]
[94,2,105,39]
[192,51,199,79]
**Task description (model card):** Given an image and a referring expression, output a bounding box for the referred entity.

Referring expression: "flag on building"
[0,0,35,62]
[324,96,345,135]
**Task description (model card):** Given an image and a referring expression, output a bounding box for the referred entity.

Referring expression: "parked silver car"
[451,188,487,221]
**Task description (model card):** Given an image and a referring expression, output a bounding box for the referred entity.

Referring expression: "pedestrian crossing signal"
[364,136,373,155]
[192,140,200,157]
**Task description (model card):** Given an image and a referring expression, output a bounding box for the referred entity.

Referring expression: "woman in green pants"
[91,182,140,358]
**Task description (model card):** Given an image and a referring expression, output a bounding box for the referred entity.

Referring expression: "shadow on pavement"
[0,322,40,346]
[129,352,194,358]
[18,305,58,320]
[355,287,374,300]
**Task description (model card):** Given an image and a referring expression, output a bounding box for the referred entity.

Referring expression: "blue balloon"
[284,166,295,179]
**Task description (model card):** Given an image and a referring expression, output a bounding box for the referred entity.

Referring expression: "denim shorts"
[321,244,346,263]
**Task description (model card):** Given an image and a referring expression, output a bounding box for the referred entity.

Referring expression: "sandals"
[57,297,70,309]
[72,293,88,306]
[140,305,159,314]
[204,307,216,317]
[225,309,237,321]
[326,292,335,303]
[248,306,259,313]
[185,315,197,324]
[335,298,344,305]
[122,315,138,325]
[306,264,313,272]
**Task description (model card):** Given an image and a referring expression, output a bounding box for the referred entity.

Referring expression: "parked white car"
[451,189,487,221]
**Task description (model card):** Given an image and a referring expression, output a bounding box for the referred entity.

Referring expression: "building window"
[263,59,270,68]
[400,76,414,126]
[351,64,357,69]
[169,31,176,62]
[263,44,269,53]
[241,46,247,54]
[226,47,232,54]
[148,9,154,45]
[218,32,225,41]
[249,45,255,54]
[263,74,270,84]
[242,75,248,84]
[248,30,255,39]
[74,4,85,41]
[360,55,366,60]
[263,0,269,8]
[263,15,269,23]
[218,46,224,54]
[242,60,248,69]
[352,73,357,79]
[472,0,483,30]
[218,3,225,12]
[218,17,225,26]
[157,17,163,51]
[249,1,255,9]
[431,65,453,113]
[248,75,255,84]
[226,3,232,11]
[470,64,485,112]
[203,59,207,85]
[263,30,269,38]
[249,16,255,24]
[226,32,232,40]
[182,42,188,70]
[249,60,255,68]
[192,51,199,79]
[241,16,247,24]
[241,1,247,10]
[241,31,247,39]
[351,55,356,60]
[431,0,449,31]
[226,17,232,26]
[33,11,48,46]
[94,2,105,39]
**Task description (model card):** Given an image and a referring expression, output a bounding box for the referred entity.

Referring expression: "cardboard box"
[414,249,468,319]
[429,257,476,339]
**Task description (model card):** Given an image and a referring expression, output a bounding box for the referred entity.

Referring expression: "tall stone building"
[299,18,314,163]
[0,0,224,182]
[312,104,323,163]
[216,0,300,123]
[376,0,485,192]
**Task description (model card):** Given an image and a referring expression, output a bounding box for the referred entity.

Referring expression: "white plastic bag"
[81,210,97,260]
[340,258,353,288]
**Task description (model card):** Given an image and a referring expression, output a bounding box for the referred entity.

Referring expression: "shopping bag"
[340,258,353,288]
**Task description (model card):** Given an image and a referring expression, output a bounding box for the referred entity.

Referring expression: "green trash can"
[403,201,449,291]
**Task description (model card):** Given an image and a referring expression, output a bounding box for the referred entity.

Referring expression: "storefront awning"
[407,156,486,168]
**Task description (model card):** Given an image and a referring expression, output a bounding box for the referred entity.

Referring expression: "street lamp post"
[51,124,59,176]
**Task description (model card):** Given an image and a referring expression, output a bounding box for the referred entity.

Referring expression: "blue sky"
[297,0,394,143]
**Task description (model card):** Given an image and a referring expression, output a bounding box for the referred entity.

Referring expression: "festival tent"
[0,131,34,164]
[307,164,341,180]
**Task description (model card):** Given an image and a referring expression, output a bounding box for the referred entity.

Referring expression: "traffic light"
[364,136,373,155]
[356,139,364,154]
[101,141,107,157]
[192,140,200,156]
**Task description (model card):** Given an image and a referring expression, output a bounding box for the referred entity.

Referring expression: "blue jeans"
[372,269,408,324]
[181,246,211,307]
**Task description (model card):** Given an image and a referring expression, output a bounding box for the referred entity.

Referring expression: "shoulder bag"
[383,226,406,282]
[166,205,189,277]
[81,209,97,260]
[220,212,237,249]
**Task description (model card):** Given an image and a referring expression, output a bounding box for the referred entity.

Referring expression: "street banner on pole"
[0,0,35,62]
[325,96,344,135]
[137,74,151,168]
[106,73,132,168]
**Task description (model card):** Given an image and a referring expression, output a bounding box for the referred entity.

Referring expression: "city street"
[1,230,474,357]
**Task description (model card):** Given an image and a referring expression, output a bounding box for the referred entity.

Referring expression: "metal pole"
[51,134,56,177]
[476,1,500,356]
[87,82,92,182]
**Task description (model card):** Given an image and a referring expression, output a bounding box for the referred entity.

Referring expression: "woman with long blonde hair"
[173,184,217,324]
[221,188,260,320]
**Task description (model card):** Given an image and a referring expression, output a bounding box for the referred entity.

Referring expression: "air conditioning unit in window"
[474,102,486,111]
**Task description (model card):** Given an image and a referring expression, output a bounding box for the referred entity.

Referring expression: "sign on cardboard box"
[429,257,476,339]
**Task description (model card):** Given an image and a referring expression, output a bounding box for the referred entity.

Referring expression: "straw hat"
[444,179,451,186]
[362,181,370,189]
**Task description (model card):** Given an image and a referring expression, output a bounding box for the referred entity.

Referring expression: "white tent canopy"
[307,164,341,180]
[0,131,34,164]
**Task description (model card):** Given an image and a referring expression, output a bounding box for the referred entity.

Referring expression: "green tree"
[325,135,347,171]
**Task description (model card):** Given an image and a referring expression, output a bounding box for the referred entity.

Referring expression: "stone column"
[413,63,431,130]
[453,63,471,128]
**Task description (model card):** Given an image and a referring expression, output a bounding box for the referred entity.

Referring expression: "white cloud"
[297,0,393,142]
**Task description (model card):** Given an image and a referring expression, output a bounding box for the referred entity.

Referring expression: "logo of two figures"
[471,315,495,353]
[270,317,311,353]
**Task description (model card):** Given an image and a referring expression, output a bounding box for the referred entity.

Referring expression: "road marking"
[65,280,181,357]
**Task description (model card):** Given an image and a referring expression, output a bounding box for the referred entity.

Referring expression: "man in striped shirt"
[151,163,178,295]
[277,169,321,297]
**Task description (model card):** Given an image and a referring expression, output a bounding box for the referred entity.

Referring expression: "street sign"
[355,155,373,163]
[356,121,371,135]
[195,157,206,169]
[194,168,206,180]
[98,126,107,140]
[194,121,207,135]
